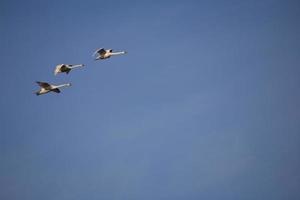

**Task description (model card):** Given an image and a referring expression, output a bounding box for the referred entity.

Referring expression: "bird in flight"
[54,64,84,75]
[93,48,127,60]
[35,81,71,95]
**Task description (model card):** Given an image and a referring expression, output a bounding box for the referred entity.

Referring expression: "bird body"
[54,64,84,75]
[93,48,127,60]
[35,81,71,95]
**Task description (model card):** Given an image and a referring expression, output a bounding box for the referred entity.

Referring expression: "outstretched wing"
[60,65,70,71]
[54,64,71,75]
[93,48,106,56]
[51,88,61,93]
[36,81,51,88]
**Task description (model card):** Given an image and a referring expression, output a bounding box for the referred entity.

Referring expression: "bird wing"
[60,65,69,71]
[98,48,106,55]
[36,81,51,88]
[93,48,106,56]
[52,88,61,93]
[54,65,61,75]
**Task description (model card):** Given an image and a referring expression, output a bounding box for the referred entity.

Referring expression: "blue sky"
[1,0,300,199]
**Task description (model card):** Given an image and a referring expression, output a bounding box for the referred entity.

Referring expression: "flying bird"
[35,81,71,95]
[93,48,127,60]
[54,64,84,75]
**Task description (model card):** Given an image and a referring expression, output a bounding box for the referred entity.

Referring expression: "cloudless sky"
[1,0,300,200]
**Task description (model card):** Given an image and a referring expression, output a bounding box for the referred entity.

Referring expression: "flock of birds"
[35,48,127,95]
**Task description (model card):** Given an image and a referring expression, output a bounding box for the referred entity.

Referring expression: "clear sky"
[1,0,300,199]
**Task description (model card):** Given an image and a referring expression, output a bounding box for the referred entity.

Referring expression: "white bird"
[93,48,127,60]
[35,81,71,96]
[54,64,84,75]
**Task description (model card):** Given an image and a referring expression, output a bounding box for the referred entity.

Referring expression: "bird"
[54,64,84,75]
[93,48,127,60]
[35,81,71,95]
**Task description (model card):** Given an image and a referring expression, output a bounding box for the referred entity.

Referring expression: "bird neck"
[69,64,84,69]
[110,51,125,56]
[56,83,71,88]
